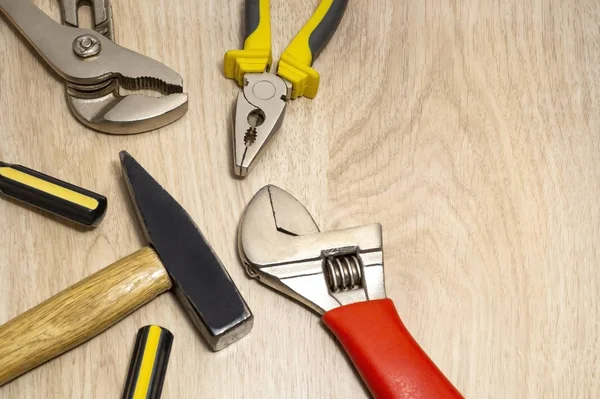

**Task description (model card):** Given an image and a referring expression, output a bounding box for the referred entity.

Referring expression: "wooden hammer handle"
[0,247,172,386]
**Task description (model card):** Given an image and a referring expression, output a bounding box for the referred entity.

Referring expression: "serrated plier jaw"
[233,73,290,177]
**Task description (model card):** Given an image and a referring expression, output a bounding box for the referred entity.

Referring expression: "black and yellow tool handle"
[278,0,349,99]
[0,161,107,226]
[0,247,172,387]
[225,0,349,99]
[123,325,174,399]
[224,0,271,86]
[243,0,268,48]
[282,0,349,68]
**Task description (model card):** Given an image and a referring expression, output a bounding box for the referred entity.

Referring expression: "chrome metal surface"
[233,73,290,177]
[73,35,101,58]
[61,0,113,39]
[325,255,362,292]
[238,185,386,315]
[0,0,188,134]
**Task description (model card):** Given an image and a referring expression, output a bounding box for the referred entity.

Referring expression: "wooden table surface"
[1,0,600,397]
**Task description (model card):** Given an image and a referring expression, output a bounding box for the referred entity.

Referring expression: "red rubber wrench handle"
[322,299,463,399]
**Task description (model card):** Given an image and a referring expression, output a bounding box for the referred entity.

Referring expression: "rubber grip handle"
[307,0,349,62]
[0,247,171,387]
[241,0,271,60]
[322,299,463,399]
[224,0,271,85]
[278,0,348,99]
[244,0,261,42]
[0,162,107,226]
[123,325,174,399]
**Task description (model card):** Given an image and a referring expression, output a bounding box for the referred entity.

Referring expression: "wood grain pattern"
[0,247,170,387]
[1,0,599,397]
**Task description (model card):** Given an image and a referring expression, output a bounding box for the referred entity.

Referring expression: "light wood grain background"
[1,0,599,397]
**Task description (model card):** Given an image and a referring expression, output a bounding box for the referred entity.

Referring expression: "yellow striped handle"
[224,0,272,86]
[123,325,174,399]
[0,162,107,226]
[278,0,348,99]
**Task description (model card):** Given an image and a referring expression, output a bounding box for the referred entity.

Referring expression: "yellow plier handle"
[224,0,272,87]
[224,0,348,99]
[278,0,348,99]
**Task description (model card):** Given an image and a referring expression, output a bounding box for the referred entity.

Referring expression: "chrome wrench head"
[233,73,289,177]
[238,185,386,315]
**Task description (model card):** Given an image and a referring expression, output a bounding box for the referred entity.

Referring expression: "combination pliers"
[224,0,348,177]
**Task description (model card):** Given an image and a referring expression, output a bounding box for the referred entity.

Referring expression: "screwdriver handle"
[0,162,107,226]
[322,299,463,399]
[123,325,174,399]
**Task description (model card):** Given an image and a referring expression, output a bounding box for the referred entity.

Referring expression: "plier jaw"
[225,0,349,176]
[0,0,188,134]
[66,81,188,135]
[233,73,290,177]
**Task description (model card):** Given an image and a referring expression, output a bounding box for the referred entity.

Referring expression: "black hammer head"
[120,151,253,351]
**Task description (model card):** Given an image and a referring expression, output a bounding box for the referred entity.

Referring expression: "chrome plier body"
[0,0,188,134]
[224,0,348,177]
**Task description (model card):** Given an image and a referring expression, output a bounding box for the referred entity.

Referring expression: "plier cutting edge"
[224,0,348,177]
[0,0,188,134]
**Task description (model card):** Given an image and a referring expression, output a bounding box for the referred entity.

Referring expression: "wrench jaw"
[244,260,341,315]
[238,185,387,316]
[241,242,386,315]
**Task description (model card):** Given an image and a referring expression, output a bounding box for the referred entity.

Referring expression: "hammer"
[0,151,253,386]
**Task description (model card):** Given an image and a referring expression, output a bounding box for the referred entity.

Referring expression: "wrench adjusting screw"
[324,254,363,292]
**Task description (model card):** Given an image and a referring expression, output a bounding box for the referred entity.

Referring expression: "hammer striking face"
[0,152,252,387]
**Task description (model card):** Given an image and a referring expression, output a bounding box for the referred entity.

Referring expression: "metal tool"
[123,325,173,399]
[0,160,107,226]
[0,151,252,387]
[0,0,188,134]
[238,185,463,399]
[224,0,348,177]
